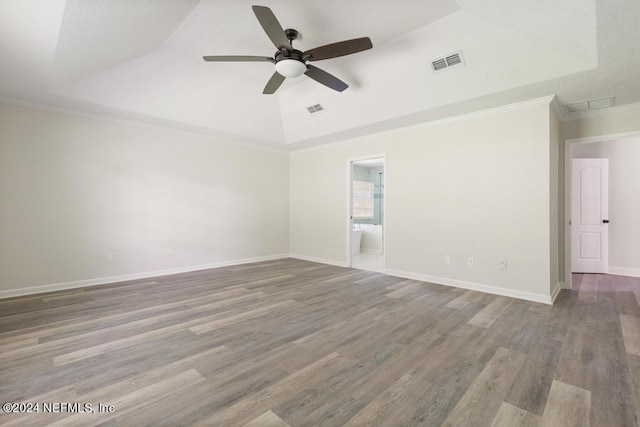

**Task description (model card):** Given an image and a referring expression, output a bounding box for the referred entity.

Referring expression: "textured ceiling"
[1,0,639,151]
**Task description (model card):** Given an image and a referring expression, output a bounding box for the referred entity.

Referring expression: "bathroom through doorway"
[349,157,385,272]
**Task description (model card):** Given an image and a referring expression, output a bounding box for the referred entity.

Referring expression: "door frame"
[347,154,386,269]
[564,130,640,289]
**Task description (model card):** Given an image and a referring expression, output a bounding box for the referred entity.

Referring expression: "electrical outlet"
[110,253,117,262]
[168,248,175,256]
[467,257,474,267]
[445,254,451,264]
[500,261,508,271]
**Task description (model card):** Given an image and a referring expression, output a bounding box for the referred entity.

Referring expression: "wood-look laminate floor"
[1,259,639,426]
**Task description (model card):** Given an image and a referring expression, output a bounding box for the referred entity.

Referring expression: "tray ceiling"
[1,0,639,150]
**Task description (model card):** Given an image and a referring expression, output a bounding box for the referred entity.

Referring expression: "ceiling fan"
[203,5,373,94]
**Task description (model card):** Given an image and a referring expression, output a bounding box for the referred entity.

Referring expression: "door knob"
[602,219,610,223]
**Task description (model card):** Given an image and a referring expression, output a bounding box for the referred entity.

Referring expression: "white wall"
[571,137,640,277]
[1,98,563,303]
[290,101,554,302]
[0,102,289,297]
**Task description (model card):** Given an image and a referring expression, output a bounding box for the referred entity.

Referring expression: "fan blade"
[304,64,348,92]
[203,55,274,62]
[252,6,290,50]
[304,37,372,61]
[263,71,286,94]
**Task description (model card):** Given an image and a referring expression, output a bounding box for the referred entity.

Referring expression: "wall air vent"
[431,51,465,73]
[565,96,614,114]
[307,104,324,114]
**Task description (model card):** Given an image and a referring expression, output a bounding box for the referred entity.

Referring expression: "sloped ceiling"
[1,0,639,151]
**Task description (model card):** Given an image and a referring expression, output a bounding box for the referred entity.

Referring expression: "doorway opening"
[565,132,640,289]
[349,157,385,272]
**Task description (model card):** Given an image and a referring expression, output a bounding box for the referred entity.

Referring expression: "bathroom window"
[353,180,374,218]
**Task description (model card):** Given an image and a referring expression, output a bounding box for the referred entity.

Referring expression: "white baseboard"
[0,254,290,300]
[385,269,553,305]
[359,248,383,254]
[551,282,564,303]
[288,253,348,268]
[4,254,559,306]
[608,266,640,278]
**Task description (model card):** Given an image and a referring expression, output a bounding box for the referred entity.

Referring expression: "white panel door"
[571,158,609,273]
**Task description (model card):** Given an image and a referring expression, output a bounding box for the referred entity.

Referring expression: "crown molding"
[0,96,288,154]
[2,94,564,155]
[291,95,556,153]
[565,130,640,145]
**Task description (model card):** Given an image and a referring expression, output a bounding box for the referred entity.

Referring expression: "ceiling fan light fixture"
[275,59,307,78]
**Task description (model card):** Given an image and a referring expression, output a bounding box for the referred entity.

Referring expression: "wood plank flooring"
[1,259,639,426]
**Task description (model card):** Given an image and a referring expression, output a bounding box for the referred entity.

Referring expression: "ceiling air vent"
[445,53,462,66]
[565,101,588,113]
[431,51,465,73]
[565,96,614,114]
[307,104,324,114]
[588,97,614,110]
[432,58,447,71]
